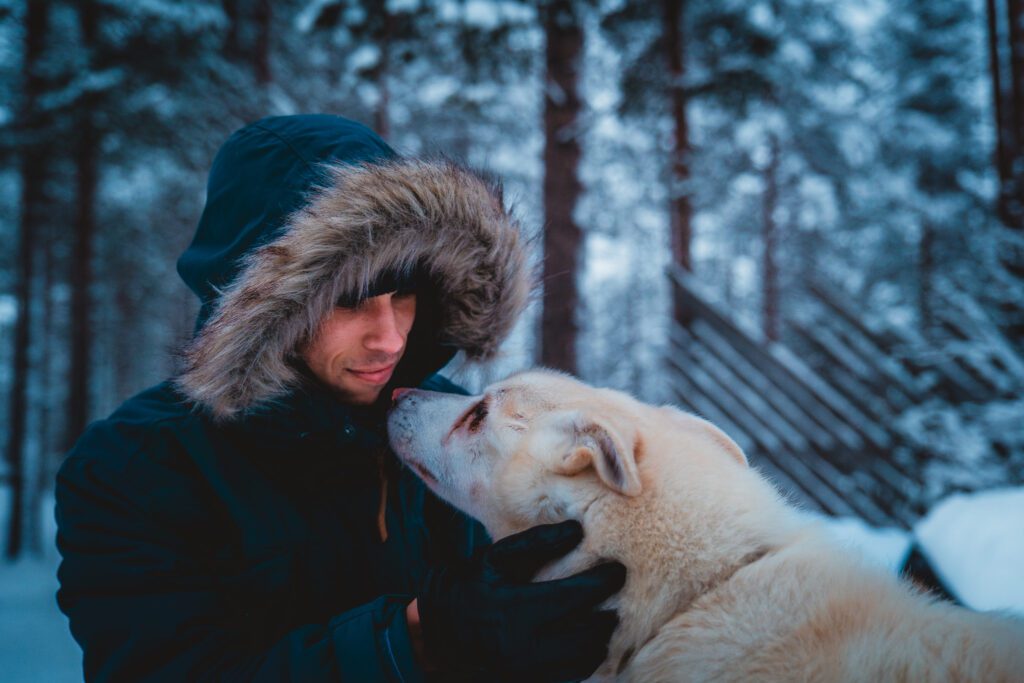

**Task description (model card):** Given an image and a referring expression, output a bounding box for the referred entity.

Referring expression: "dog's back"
[623,529,1024,683]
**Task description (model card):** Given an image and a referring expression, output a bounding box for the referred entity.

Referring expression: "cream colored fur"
[177,159,532,419]
[387,369,1024,682]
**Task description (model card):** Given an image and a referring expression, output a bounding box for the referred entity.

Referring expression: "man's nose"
[364,298,405,354]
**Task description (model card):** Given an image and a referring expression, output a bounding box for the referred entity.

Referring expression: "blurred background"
[1,0,1022,679]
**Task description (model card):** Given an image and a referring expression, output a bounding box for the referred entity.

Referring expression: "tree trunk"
[222,0,271,85]
[540,0,584,373]
[28,225,59,557]
[5,0,49,560]
[1008,0,1024,227]
[66,0,100,451]
[762,135,780,342]
[5,171,33,559]
[1003,0,1024,342]
[663,0,692,274]
[254,0,272,85]
[373,1,392,139]
[988,0,1014,225]
[919,221,935,336]
[114,273,136,403]
[67,132,98,450]
[222,0,240,58]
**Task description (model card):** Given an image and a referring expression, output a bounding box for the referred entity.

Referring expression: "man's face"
[300,291,417,404]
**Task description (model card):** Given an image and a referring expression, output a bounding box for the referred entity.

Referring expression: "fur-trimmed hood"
[175,115,531,420]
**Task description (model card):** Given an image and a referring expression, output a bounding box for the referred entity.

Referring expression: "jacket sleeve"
[55,444,426,683]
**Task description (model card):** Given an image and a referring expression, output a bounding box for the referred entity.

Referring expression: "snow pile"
[812,514,911,573]
[811,490,1024,619]
[915,487,1024,617]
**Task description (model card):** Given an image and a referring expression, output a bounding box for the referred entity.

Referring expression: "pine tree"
[603,0,857,334]
[4,0,51,560]
[541,0,585,373]
[873,0,992,331]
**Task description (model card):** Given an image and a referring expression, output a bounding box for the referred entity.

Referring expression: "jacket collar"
[224,373,388,454]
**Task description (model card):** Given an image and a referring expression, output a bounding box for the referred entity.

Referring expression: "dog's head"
[387,369,748,539]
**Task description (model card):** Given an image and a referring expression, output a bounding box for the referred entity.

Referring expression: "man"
[55,115,625,682]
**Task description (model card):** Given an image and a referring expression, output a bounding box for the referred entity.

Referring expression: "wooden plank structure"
[799,281,1020,405]
[668,274,920,527]
[666,267,1024,528]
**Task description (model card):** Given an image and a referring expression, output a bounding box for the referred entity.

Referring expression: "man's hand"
[415,520,626,682]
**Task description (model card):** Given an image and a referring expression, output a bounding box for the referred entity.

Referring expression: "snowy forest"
[2,1,1024,677]
[1,0,1023,563]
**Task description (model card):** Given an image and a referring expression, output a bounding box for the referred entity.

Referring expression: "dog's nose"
[391,387,413,403]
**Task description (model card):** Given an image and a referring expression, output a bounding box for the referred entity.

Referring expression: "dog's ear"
[555,413,642,497]
[702,421,748,467]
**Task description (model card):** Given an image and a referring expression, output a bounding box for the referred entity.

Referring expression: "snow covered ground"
[0,554,83,682]
[0,491,83,682]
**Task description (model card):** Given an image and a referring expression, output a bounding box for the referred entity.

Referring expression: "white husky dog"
[388,370,1024,682]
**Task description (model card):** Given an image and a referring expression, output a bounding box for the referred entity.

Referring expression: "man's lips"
[346,363,397,385]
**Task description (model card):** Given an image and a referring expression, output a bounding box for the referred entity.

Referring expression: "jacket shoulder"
[57,382,214,537]
[62,381,197,467]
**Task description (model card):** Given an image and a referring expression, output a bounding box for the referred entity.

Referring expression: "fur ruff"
[176,158,532,419]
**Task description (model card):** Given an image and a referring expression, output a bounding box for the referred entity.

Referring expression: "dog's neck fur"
[534,452,808,676]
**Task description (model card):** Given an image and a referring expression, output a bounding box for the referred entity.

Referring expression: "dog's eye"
[467,399,489,432]
[451,398,489,436]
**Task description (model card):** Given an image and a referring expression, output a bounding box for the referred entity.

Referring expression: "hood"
[175,115,532,420]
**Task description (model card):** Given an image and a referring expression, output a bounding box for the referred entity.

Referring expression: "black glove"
[417,520,626,682]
